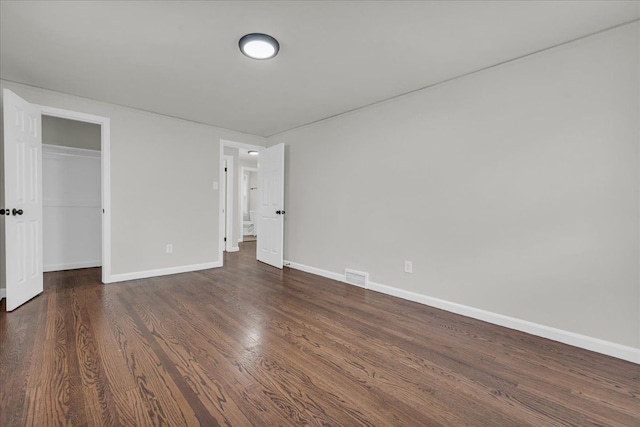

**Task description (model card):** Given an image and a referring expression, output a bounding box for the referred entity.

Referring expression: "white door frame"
[36,105,112,283]
[238,166,257,243]
[218,139,263,265]
[223,155,237,252]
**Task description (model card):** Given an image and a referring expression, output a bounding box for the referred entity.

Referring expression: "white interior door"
[257,143,284,268]
[222,158,227,249]
[2,89,43,311]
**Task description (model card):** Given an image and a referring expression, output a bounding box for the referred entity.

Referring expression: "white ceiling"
[1,1,638,137]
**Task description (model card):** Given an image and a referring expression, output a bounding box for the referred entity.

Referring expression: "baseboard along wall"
[107,261,222,284]
[284,260,640,364]
[44,261,101,273]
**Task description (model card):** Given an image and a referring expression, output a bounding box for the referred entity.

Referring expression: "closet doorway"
[41,116,102,272]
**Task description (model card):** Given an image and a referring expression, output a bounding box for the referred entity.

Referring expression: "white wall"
[0,80,266,280]
[42,145,101,271]
[268,23,640,351]
[42,115,101,150]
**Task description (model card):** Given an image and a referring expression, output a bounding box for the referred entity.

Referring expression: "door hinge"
[224,237,227,242]
[225,167,227,172]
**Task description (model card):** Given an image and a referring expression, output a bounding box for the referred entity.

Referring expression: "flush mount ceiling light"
[239,33,279,60]
[248,150,259,156]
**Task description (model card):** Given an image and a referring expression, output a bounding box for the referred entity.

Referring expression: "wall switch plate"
[166,244,173,254]
[404,260,413,273]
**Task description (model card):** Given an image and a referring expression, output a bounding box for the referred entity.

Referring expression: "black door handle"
[0,209,10,215]
[12,208,23,216]
[276,210,281,214]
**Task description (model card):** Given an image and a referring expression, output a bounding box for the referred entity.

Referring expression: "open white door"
[2,89,43,311]
[257,143,284,268]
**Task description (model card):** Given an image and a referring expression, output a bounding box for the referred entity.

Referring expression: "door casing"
[37,105,111,283]
[218,139,264,264]
[223,155,236,252]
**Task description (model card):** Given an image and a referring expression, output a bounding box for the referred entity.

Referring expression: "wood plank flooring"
[1,241,639,426]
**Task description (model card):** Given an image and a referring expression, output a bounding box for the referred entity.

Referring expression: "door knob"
[0,209,9,215]
[276,210,281,214]
[12,208,23,216]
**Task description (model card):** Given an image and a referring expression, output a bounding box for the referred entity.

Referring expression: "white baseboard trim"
[44,261,101,272]
[106,261,222,284]
[0,289,5,300]
[284,260,346,283]
[284,260,640,364]
[227,246,240,252]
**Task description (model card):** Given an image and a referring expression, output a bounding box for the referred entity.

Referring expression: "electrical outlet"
[166,244,173,254]
[404,260,413,273]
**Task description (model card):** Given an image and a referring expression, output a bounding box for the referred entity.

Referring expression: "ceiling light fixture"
[248,150,259,156]
[239,33,279,60]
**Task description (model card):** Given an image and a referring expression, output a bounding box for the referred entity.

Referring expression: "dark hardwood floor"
[1,241,638,426]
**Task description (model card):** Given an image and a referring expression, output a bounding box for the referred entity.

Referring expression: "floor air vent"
[344,269,369,288]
